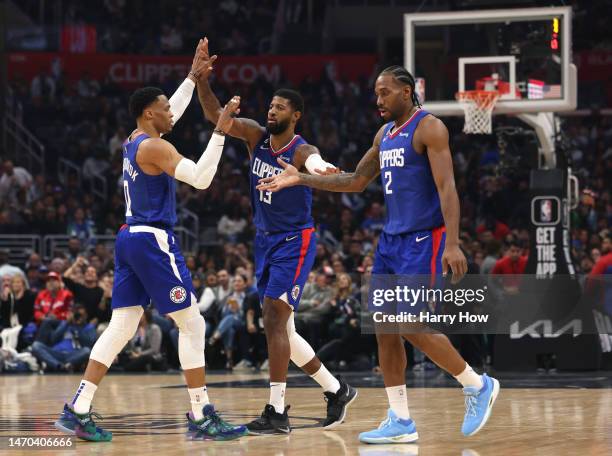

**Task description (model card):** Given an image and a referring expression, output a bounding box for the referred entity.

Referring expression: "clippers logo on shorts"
[170,286,187,304]
[291,285,300,301]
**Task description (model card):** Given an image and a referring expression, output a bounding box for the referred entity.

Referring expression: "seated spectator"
[67,208,95,244]
[25,265,44,294]
[217,207,248,242]
[481,240,501,276]
[33,272,73,325]
[361,202,385,234]
[93,241,113,272]
[343,239,364,272]
[31,304,96,372]
[66,238,83,263]
[477,216,510,242]
[215,269,232,304]
[118,310,165,372]
[0,160,33,206]
[295,271,334,349]
[63,257,104,322]
[197,272,220,330]
[208,274,248,370]
[317,273,369,370]
[0,275,36,350]
[108,126,127,158]
[491,240,528,293]
[0,248,26,283]
[241,291,266,370]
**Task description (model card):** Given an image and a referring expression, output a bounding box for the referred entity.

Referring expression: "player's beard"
[267,118,290,135]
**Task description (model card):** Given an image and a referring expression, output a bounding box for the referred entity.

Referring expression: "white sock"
[385,385,410,420]
[454,364,484,389]
[71,380,98,415]
[269,382,286,414]
[188,386,210,421]
[310,365,341,394]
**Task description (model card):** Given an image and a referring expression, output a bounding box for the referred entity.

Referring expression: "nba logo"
[540,200,552,223]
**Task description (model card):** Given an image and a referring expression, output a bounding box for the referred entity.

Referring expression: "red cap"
[46,271,61,281]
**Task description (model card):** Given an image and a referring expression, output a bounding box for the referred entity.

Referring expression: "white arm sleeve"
[166,78,196,128]
[304,153,336,174]
[174,133,225,189]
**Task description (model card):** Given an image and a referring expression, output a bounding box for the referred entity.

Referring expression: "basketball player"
[54,40,247,442]
[196,43,357,435]
[257,66,500,443]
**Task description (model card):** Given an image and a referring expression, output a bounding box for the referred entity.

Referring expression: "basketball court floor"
[1,370,611,455]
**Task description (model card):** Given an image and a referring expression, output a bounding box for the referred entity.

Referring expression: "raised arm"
[164,38,216,130]
[418,115,467,280]
[195,39,264,150]
[257,125,384,193]
[137,96,241,189]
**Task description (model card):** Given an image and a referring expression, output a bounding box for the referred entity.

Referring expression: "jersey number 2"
[384,171,393,194]
[123,180,133,216]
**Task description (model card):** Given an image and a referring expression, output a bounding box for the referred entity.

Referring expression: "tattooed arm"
[257,126,384,193]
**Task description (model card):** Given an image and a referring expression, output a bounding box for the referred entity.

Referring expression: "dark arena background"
[0,1,611,455]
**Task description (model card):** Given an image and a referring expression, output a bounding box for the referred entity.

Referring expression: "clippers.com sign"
[8,52,377,88]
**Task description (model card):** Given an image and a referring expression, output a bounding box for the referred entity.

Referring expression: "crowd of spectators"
[2,61,611,373]
[14,1,612,55]
[18,0,283,55]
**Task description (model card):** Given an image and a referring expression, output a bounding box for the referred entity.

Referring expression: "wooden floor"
[1,372,611,455]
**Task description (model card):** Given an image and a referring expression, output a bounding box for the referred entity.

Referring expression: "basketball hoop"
[456,90,500,134]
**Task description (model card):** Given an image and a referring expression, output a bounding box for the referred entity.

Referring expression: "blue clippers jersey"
[250,134,314,232]
[379,110,444,234]
[122,134,177,227]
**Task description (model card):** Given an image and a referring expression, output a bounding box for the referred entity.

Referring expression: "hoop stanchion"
[456,90,500,134]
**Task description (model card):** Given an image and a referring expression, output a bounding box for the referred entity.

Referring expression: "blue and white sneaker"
[186,404,248,440]
[461,373,500,436]
[54,403,112,442]
[359,409,419,444]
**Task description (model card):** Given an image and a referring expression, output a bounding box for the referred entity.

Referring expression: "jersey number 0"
[123,180,133,216]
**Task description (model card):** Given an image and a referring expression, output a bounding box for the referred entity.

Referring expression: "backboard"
[404,7,577,116]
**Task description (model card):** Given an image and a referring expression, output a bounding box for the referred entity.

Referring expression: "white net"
[456,90,500,134]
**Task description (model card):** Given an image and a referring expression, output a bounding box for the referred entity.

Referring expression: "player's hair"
[273,88,305,115]
[129,86,164,119]
[379,65,422,107]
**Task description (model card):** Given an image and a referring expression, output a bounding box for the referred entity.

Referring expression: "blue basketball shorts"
[112,224,195,315]
[254,227,316,309]
[371,226,446,313]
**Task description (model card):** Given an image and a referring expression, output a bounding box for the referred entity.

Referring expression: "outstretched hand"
[216,96,241,133]
[256,158,301,193]
[190,37,217,80]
